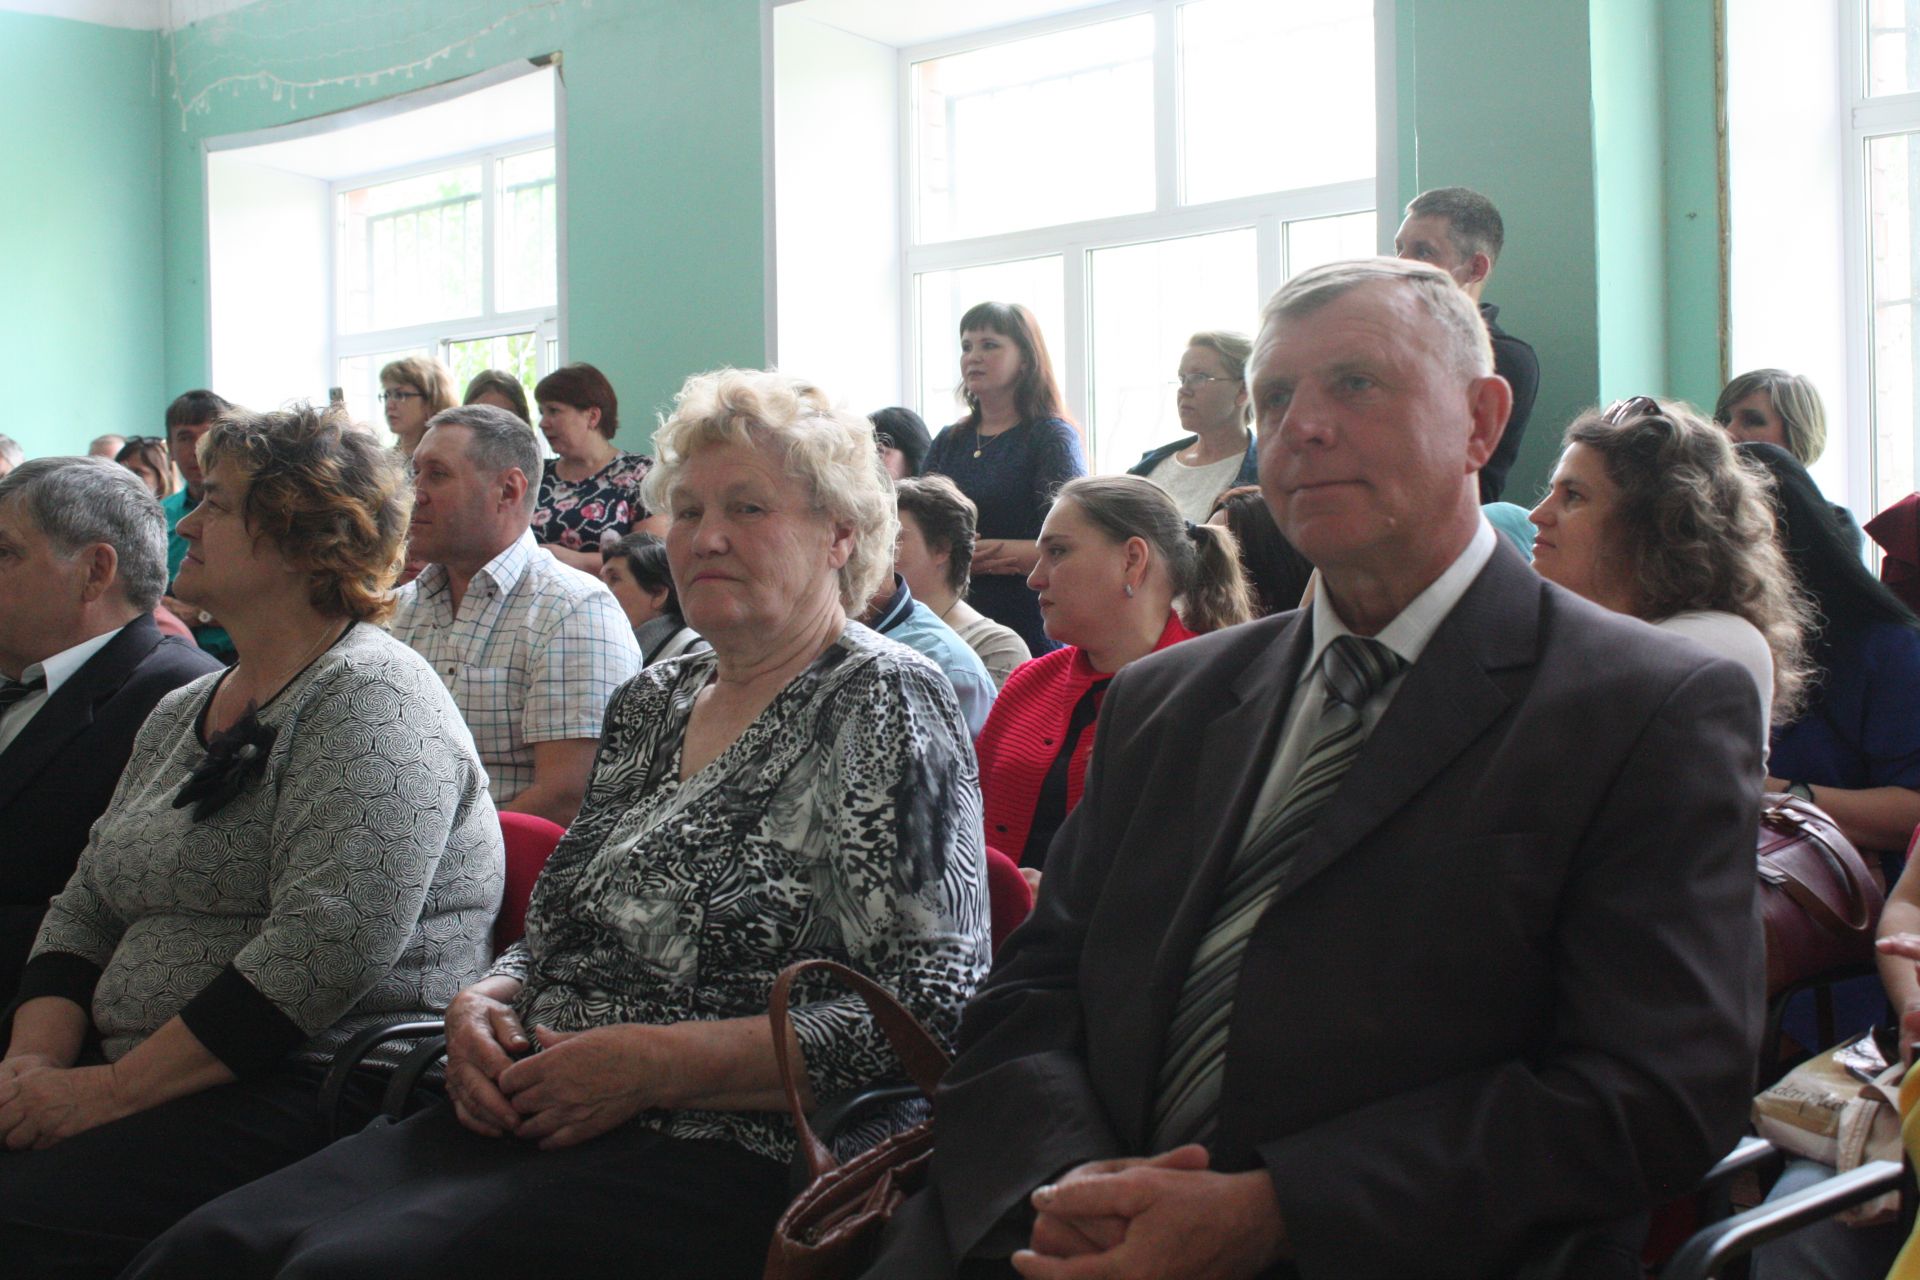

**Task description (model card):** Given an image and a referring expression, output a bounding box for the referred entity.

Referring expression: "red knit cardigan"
[976,612,1198,864]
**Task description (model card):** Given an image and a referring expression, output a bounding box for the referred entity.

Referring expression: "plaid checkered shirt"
[389,529,641,803]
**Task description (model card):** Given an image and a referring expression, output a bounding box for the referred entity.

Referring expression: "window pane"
[1868,0,1920,97]
[445,332,540,416]
[1087,229,1261,474]
[1181,0,1374,205]
[337,348,428,443]
[1285,210,1377,278]
[338,165,483,333]
[1868,133,1920,513]
[496,148,558,312]
[915,257,1066,429]
[914,15,1154,243]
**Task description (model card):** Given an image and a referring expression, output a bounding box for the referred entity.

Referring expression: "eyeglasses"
[1601,395,1660,425]
[379,389,425,404]
[1173,372,1232,391]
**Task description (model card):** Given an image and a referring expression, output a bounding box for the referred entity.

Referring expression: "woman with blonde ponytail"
[975,476,1250,886]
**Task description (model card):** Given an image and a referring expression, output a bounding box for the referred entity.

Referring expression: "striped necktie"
[0,674,46,717]
[1151,633,1405,1150]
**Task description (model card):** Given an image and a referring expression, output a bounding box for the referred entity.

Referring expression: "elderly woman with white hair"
[127,369,993,1280]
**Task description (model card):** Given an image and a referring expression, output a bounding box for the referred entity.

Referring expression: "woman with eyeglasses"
[1528,397,1812,751]
[1127,331,1261,523]
[379,356,458,456]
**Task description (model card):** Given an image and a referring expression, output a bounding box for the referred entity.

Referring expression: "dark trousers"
[122,1100,794,1280]
[0,1064,379,1280]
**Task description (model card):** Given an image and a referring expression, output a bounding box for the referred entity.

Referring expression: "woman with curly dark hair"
[1528,396,1812,745]
[0,402,501,1278]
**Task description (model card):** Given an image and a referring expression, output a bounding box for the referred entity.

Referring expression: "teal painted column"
[1394,0,1727,502]
[0,14,165,459]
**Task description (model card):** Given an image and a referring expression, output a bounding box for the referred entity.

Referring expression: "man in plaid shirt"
[392,405,640,826]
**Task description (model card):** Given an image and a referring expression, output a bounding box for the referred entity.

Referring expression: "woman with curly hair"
[1528,396,1812,745]
[0,403,502,1278]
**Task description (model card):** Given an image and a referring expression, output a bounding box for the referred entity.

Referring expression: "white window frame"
[329,138,562,400]
[897,0,1377,461]
[1841,0,1920,516]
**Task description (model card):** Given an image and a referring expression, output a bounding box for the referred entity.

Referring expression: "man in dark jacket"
[0,458,220,1001]
[1396,185,1540,502]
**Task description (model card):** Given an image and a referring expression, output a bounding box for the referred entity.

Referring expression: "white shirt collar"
[1305,517,1498,678]
[22,622,130,698]
[417,528,537,603]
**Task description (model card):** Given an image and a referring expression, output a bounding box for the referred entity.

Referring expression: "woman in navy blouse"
[1743,442,1920,860]
[924,302,1086,654]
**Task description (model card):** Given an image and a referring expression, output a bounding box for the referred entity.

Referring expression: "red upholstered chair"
[495,811,565,950]
[984,847,1033,954]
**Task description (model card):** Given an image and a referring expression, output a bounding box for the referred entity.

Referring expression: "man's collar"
[22,621,133,698]
[420,528,537,602]
[870,573,912,634]
[1307,517,1497,679]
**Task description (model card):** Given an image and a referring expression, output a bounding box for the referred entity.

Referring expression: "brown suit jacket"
[865,544,1765,1279]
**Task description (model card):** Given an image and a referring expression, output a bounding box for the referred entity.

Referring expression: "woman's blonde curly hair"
[644,369,897,612]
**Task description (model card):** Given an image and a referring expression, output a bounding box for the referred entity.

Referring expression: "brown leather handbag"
[764,959,949,1280]
[1757,792,1885,997]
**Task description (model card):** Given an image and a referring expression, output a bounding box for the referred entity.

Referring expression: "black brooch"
[172,704,278,821]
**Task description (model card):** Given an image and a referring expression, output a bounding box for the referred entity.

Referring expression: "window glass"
[1868,132,1920,512]
[1868,0,1920,97]
[1180,0,1374,205]
[913,15,1154,242]
[1086,229,1260,474]
[446,332,540,414]
[496,149,558,312]
[915,257,1066,429]
[1285,210,1378,277]
[338,166,483,333]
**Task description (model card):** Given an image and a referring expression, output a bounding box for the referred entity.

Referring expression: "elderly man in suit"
[0,458,221,1002]
[863,258,1764,1280]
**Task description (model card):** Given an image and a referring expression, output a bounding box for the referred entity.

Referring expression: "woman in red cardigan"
[975,475,1253,887]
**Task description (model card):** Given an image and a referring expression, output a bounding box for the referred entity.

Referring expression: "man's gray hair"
[0,457,168,610]
[1258,257,1494,381]
[0,434,22,469]
[1405,186,1506,266]
[425,405,542,517]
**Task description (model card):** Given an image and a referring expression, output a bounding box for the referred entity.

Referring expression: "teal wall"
[2,0,1731,481]
[0,13,164,459]
[160,0,766,450]
[1392,0,1728,503]
[1395,0,1602,504]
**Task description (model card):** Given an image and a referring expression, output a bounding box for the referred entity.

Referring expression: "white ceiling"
[212,65,555,182]
[774,0,1114,48]
[1,0,256,30]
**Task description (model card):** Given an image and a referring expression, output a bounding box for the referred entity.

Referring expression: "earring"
[1123,583,1135,598]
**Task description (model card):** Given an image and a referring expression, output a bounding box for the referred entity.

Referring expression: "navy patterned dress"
[490,621,991,1164]
[924,416,1086,655]
[532,452,653,554]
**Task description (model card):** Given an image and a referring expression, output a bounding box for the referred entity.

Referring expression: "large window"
[332,143,560,433]
[904,0,1376,473]
[1849,2,1920,513]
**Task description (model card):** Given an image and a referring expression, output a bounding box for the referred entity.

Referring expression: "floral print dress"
[532,452,654,553]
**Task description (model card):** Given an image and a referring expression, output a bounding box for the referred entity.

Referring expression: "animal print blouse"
[489,622,990,1164]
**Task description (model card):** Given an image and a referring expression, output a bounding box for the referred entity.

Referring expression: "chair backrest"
[984,847,1033,954]
[495,812,565,952]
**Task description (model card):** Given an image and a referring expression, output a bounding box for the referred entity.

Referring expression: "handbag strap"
[1760,798,1877,933]
[768,958,951,1183]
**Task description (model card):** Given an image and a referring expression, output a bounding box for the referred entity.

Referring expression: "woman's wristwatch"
[1785,780,1815,802]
